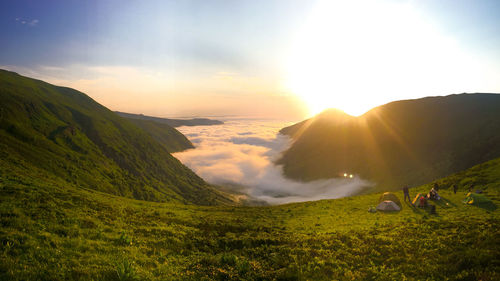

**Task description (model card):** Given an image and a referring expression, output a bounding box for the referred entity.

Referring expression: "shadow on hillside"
[469,201,497,211]
[433,197,456,208]
[407,202,424,214]
[407,202,441,217]
[378,210,402,215]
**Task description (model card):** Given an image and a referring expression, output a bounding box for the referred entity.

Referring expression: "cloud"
[174,120,373,204]
[227,136,286,150]
[28,19,39,26]
[16,18,39,26]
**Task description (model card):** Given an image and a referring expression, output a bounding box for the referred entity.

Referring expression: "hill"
[278,94,500,191]
[0,69,231,205]
[116,111,224,127]
[1,145,498,280]
[124,118,194,153]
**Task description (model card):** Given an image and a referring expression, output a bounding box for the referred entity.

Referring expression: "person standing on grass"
[403,185,411,203]
[453,184,458,194]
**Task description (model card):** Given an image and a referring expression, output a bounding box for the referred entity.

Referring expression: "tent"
[463,192,490,205]
[379,192,401,207]
[376,200,401,211]
[412,193,427,207]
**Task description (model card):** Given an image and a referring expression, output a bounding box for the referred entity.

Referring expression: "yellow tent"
[412,193,426,207]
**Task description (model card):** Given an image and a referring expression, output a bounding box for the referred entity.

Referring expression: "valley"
[0,71,498,280]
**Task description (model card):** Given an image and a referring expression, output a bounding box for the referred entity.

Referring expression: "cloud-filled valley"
[174,119,373,204]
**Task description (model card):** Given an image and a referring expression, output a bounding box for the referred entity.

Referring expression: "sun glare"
[286,0,484,117]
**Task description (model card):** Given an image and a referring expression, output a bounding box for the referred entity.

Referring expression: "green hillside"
[0,69,230,205]
[124,118,194,153]
[1,147,498,280]
[278,94,500,191]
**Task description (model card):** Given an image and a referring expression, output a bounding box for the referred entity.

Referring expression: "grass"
[1,158,499,280]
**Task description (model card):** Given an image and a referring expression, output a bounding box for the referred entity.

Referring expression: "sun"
[286,0,481,117]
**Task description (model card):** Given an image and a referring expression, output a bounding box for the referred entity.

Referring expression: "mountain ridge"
[278,93,500,191]
[115,111,224,127]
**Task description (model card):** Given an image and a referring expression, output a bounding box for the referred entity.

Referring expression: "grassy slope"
[278,94,500,191]
[1,155,498,280]
[124,118,194,153]
[0,69,230,205]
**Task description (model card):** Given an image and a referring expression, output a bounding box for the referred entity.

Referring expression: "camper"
[412,193,427,208]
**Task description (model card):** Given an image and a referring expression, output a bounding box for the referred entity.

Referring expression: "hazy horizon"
[118,91,499,120]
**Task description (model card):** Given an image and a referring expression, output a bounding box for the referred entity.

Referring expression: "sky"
[1,0,499,118]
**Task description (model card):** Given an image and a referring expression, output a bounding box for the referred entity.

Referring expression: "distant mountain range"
[278,93,500,191]
[115,111,223,127]
[0,69,232,205]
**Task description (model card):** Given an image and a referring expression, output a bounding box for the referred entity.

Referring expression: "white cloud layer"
[174,119,373,204]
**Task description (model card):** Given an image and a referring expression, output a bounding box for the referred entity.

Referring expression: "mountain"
[124,118,194,153]
[116,111,224,127]
[0,69,231,205]
[278,94,500,191]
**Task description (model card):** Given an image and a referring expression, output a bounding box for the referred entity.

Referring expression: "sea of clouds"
[174,119,373,204]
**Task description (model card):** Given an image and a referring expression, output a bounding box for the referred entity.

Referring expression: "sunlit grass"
[1,158,499,280]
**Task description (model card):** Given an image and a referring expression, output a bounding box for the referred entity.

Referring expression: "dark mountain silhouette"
[278,93,500,191]
[0,69,231,205]
[115,111,223,127]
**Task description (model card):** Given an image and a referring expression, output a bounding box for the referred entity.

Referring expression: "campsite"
[1,157,499,280]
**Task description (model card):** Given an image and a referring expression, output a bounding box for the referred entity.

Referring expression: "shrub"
[236,259,250,274]
[118,232,132,246]
[219,253,237,266]
[116,259,138,281]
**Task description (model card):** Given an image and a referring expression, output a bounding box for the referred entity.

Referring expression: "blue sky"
[1,0,499,118]
[1,0,311,71]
